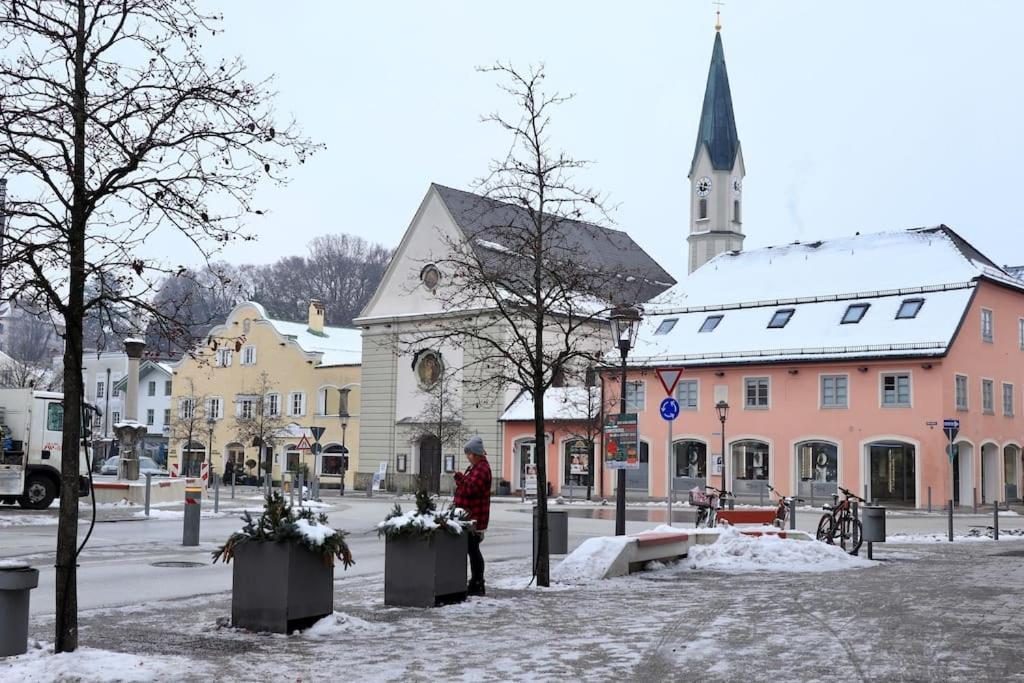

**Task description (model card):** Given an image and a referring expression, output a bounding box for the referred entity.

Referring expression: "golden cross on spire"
[712,0,725,31]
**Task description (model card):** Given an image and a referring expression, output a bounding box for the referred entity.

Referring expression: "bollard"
[851,501,859,555]
[367,478,373,498]
[297,472,304,504]
[759,485,764,507]
[0,561,39,656]
[789,497,797,530]
[948,498,954,542]
[994,502,1000,540]
[213,473,220,514]
[927,486,932,513]
[183,486,202,546]
[289,474,295,507]
[863,484,869,505]
[973,487,977,514]
[144,472,152,517]
[231,471,236,499]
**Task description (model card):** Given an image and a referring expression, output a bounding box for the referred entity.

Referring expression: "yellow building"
[168,300,361,488]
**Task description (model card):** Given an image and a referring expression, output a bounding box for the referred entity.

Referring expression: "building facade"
[112,360,173,465]
[169,301,362,487]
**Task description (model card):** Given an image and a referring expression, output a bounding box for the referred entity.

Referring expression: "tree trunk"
[55,0,88,653]
[533,378,550,587]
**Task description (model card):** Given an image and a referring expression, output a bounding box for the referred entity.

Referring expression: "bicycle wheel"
[816,514,834,542]
[849,519,863,555]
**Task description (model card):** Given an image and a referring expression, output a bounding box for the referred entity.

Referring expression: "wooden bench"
[716,509,777,526]
[627,531,692,572]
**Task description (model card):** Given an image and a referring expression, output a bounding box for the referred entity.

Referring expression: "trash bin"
[862,505,886,543]
[533,508,568,565]
[0,560,39,657]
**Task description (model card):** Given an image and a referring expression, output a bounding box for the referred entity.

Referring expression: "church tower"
[687,24,745,273]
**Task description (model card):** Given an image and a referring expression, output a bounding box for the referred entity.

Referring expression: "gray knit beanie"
[464,436,485,456]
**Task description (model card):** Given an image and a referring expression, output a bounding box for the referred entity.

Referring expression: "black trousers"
[468,532,485,585]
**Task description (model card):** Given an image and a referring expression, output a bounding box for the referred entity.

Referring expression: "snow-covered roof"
[111,359,174,392]
[654,226,1014,310]
[500,387,600,422]
[264,317,361,367]
[632,226,1015,367]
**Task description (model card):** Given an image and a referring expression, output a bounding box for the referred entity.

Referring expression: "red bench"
[635,531,690,547]
[716,509,777,525]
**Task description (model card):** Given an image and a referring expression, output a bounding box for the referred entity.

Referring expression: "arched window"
[563,439,592,488]
[673,440,707,478]
[731,440,769,481]
[795,441,838,502]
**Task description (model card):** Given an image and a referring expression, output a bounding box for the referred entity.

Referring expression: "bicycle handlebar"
[838,486,865,502]
[704,485,733,497]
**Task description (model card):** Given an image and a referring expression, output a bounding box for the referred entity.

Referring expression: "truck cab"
[0,388,91,509]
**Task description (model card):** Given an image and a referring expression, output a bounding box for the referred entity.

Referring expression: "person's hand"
[454,472,464,484]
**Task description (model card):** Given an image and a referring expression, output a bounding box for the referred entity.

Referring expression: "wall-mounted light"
[921,363,933,370]
[714,371,725,377]
[857,367,869,373]
[788,368,799,375]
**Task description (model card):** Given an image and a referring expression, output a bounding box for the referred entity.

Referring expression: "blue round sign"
[659,397,680,421]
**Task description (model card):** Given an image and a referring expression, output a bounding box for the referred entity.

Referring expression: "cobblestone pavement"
[16,539,1024,682]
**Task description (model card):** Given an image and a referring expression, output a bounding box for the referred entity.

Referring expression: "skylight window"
[654,318,678,335]
[699,315,723,333]
[767,309,795,329]
[841,303,870,324]
[895,298,924,320]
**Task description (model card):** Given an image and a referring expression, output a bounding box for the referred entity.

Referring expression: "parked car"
[99,456,169,477]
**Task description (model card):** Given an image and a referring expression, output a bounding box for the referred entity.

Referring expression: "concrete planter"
[231,541,333,633]
[384,532,468,607]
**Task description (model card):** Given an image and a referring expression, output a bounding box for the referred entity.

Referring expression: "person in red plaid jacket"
[454,436,491,596]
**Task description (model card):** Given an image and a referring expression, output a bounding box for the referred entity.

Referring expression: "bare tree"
[0,311,62,390]
[556,379,616,501]
[409,369,471,489]
[0,1,316,650]
[166,378,210,476]
[406,64,669,586]
[233,371,288,490]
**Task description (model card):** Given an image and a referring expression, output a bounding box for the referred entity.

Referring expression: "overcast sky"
[178,0,1024,279]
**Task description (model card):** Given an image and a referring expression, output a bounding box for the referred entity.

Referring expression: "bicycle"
[766,484,804,529]
[816,486,864,554]
[690,485,731,528]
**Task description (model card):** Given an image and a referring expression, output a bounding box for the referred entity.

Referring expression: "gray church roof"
[433,184,676,304]
[690,32,740,175]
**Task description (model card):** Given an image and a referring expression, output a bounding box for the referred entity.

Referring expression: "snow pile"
[682,527,876,573]
[552,536,633,584]
[0,640,209,682]
[0,559,30,569]
[301,612,392,638]
[295,518,337,546]
[0,515,61,527]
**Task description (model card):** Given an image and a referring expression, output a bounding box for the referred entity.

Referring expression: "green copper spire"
[689,32,740,175]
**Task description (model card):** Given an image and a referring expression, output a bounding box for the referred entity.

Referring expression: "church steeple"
[687,29,746,273]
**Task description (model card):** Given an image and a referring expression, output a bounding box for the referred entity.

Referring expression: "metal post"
[615,349,627,536]
[851,501,859,556]
[973,487,977,514]
[213,472,220,513]
[182,486,201,546]
[367,477,374,498]
[948,431,955,542]
[994,501,999,540]
[789,497,796,530]
[289,473,295,506]
[759,484,764,507]
[868,542,873,560]
[863,484,869,505]
[666,415,673,527]
[927,486,932,513]
[298,471,304,503]
[948,501,954,542]
[144,472,152,517]
[231,470,236,499]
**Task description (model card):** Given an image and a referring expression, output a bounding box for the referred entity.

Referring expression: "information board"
[604,413,640,470]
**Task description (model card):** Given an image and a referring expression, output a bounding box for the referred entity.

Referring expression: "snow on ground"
[301,611,392,638]
[551,535,633,583]
[0,640,210,682]
[0,514,65,527]
[677,527,877,573]
[131,508,240,520]
[889,527,1024,543]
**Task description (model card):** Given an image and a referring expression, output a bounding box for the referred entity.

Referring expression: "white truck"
[0,388,91,509]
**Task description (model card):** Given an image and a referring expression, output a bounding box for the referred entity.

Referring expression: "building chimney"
[123,337,146,422]
[307,299,325,335]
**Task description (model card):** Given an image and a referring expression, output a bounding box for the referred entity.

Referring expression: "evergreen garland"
[212,491,354,568]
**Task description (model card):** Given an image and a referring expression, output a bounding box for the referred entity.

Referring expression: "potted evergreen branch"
[213,492,354,633]
[377,489,474,607]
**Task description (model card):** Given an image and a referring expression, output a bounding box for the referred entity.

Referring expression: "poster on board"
[604,413,639,470]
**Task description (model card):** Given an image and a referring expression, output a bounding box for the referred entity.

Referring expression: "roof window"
[841,303,870,324]
[767,309,795,329]
[699,315,723,333]
[654,318,678,335]
[895,298,924,320]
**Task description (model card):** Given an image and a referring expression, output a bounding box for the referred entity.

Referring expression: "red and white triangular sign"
[655,368,684,396]
[295,435,312,451]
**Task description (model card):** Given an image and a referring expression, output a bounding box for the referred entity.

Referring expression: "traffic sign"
[311,443,322,455]
[655,368,684,396]
[310,426,326,443]
[942,418,959,442]
[295,435,312,451]
[659,397,680,421]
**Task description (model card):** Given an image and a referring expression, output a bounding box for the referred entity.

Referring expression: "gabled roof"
[1006,265,1024,282]
[111,360,173,392]
[690,32,740,175]
[634,226,1020,367]
[433,184,675,304]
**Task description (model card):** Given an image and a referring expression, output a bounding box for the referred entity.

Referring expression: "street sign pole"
[667,416,673,526]
[658,396,680,528]
[943,418,959,542]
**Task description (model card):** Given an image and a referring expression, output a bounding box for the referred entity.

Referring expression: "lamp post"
[608,305,642,536]
[715,400,732,509]
[338,387,351,496]
[206,414,216,486]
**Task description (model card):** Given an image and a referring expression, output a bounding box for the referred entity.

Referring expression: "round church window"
[420,264,441,291]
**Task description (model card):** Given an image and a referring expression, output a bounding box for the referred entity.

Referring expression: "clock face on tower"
[696,177,712,197]
[732,177,742,195]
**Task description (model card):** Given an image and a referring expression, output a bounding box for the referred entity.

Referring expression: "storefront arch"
[1004,443,1021,502]
[792,438,840,504]
[561,437,593,491]
[860,436,919,505]
[980,440,1001,504]
[672,438,708,493]
[728,437,772,502]
[180,441,206,478]
[951,439,974,506]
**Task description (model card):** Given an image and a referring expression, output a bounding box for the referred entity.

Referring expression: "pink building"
[503,228,1024,509]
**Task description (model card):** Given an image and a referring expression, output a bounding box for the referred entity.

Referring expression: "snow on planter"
[682,527,876,573]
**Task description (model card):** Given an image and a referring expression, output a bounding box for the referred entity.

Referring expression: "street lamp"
[338,387,351,497]
[715,400,731,509]
[206,414,216,485]
[608,305,642,536]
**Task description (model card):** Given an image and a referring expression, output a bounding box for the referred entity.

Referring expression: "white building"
[82,351,127,440]
[112,360,174,464]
